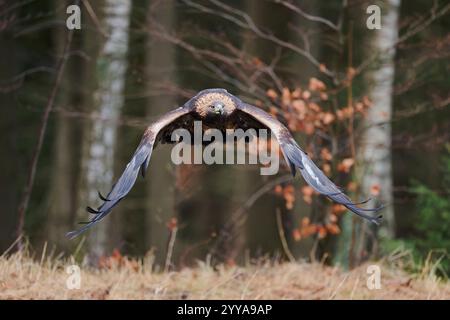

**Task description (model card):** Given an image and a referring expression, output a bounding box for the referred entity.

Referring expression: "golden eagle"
[67,88,382,239]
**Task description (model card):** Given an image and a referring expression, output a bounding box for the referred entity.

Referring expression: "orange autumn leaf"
[301,188,313,204]
[308,102,321,112]
[329,213,338,223]
[309,77,327,91]
[301,217,310,228]
[98,249,138,271]
[226,259,236,267]
[254,100,264,107]
[283,185,295,210]
[167,217,178,231]
[322,112,335,125]
[252,57,263,67]
[320,148,332,161]
[301,185,314,196]
[304,122,315,135]
[336,106,355,120]
[292,99,306,115]
[370,184,381,196]
[337,158,355,173]
[282,87,291,105]
[347,67,356,79]
[292,229,302,241]
[301,224,317,238]
[320,92,329,101]
[291,88,302,99]
[362,96,372,107]
[267,89,278,99]
[283,184,295,194]
[269,106,278,116]
[323,163,331,176]
[274,184,283,195]
[326,223,341,235]
[332,204,346,215]
[347,181,357,192]
[355,102,364,113]
[318,226,327,239]
[302,90,311,100]
[286,200,294,210]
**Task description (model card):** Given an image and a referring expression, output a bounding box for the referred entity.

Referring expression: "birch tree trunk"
[360,0,400,242]
[80,0,131,260]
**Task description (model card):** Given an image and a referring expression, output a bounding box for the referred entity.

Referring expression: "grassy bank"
[0,250,448,300]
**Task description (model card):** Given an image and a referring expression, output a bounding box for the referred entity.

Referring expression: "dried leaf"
[347,181,357,192]
[282,87,291,105]
[326,223,340,235]
[301,217,310,227]
[347,67,356,79]
[318,226,327,239]
[267,89,278,99]
[309,77,327,91]
[292,88,302,99]
[370,184,381,196]
[319,63,327,73]
[304,123,315,135]
[320,92,328,101]
[167,217,178,231]
[302,90,311,100]
[322,112,335,125]
[332,204,346,215]
[320,148,332,161]
[293,229,302,241]
[337,158,354,173]
[274,184,283,195]
[323,163,331,176]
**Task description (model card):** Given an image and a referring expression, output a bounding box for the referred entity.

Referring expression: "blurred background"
[0,0,448,273]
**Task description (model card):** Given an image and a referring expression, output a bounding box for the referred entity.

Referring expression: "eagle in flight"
[67,88,382,239]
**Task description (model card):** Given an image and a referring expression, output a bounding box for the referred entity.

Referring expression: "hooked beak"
[214,103,224,115]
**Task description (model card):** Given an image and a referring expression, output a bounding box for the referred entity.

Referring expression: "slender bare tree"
[79,0,132,259]
[47,0,80,250]
[360,0,400,241]
[145,0,178,266]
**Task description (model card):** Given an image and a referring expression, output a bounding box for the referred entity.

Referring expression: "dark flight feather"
[66,107,191,239]
[67,89,383,240]
[236,103,383,225]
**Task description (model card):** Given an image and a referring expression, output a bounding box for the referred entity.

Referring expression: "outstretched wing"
[67,107,192,239]
[236,102,383,225]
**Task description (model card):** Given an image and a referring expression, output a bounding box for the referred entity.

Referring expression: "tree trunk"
[0,1,19,252]
[358,0,400,256]
[144,0,178,266]
[79,0,132,260]
[46,0,79,251]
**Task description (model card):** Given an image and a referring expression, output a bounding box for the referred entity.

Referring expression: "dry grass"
[0,251,448,300]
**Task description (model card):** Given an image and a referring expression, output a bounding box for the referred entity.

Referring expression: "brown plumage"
[67,88,382,239]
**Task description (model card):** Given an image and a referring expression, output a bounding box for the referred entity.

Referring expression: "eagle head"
[193,89,237,118]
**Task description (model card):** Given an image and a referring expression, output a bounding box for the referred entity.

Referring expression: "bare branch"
[16,26,74,250]
[275,0,339,31]
[182,0,336,79]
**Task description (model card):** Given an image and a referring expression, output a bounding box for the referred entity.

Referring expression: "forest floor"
[0,251,449,300]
